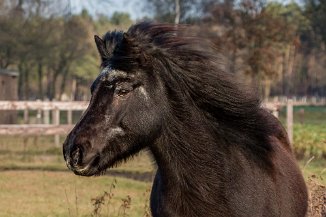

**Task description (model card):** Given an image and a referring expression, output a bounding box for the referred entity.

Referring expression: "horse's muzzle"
[63,136,97,176]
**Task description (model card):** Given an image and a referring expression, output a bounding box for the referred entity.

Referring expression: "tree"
[203,0,307,98]
[305,0,326,46]
[111,11,132,26]
[0,0,23,69]
[44,15,93,100]
[145,0,216,23]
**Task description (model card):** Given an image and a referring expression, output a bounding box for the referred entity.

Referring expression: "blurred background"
[0,0,325,216]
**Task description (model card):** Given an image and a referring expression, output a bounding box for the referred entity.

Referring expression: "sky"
[70,0,302,21]
[70,0,148,20]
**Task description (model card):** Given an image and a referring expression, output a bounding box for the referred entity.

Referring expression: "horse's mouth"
[65,149,129,176]
[67,154,102,176]
[73,164,92,175]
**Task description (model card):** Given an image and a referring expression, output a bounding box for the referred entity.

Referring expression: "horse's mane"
[101,22,276,168]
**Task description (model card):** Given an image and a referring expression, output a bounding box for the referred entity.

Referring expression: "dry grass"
[0,117,325,217]
[89,179,152,217]
[306,175,326,217]
[302,155,326,217]
[89,171,326,217]
[0,171,151,217]
[0,158,325,216]
[0,135,154,174]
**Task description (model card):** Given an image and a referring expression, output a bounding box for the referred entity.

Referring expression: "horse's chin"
[69,148,137,176]
[71,157,122,177]
[68,155,103,176]
[72,166,100,176]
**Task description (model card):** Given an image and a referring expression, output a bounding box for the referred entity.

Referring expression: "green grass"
[0,136,154,174]
[278,105,326,125]
[293,124,326,159]
[0,171,151,217]
[277,105,326,159]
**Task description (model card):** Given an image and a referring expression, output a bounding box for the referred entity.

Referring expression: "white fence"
[0,101,88,146]
[0,99,325,146]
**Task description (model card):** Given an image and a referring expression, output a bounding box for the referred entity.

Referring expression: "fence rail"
[0,124,73,135]
[0,100,325,146]
[265,96,326,105]
[0,100,88,110]
[0,101,89,146]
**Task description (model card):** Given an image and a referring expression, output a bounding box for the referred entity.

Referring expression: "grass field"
[0,157,324,217]
[279,105,326,159]
[0,142,324,217]
[0,105,325,216]
[0,138,155,217]
[0,171,151,217]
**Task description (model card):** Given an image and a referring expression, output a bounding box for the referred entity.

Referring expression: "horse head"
[63,27,167,176]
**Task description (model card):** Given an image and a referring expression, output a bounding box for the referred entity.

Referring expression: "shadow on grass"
[0,166,154,182]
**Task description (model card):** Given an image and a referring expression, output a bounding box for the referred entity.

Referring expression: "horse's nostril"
[71,146,82,166]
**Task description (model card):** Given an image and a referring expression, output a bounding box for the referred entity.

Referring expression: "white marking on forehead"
[139,87,149,101]
[100,66,111,76]
[100,67,128,81]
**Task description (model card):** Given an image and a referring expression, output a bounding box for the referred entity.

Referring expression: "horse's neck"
[149,121,230,215]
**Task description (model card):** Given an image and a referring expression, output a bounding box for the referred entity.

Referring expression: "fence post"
[53,107,60,147]
[23,108,29,124]
[23,107,29,147]
[43,99,50,124]
[272,107,279,118]
[287,99,293,146]
[67,110,72,125]
[36,99,42,124]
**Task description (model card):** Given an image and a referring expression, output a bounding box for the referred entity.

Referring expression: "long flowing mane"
[102,22,276,168]
[64,22,307,217]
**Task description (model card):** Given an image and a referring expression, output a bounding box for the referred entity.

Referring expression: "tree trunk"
[175,0,180,24]
[52,55,69,100]
[287,45,296,97]
[59,67,70,99]
[71,78,77,100]
[46,67,52,100]
[263,79,271,100]
[51,73,59,100]
[24,63,30,100]
[75,78,82,100]
[37,62,43,99]
[18,63,24,100]
[0,48,12,69]
[49,59,65,100]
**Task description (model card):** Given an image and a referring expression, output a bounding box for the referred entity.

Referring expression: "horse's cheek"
[139,104,163,138]
[123,99,161,137]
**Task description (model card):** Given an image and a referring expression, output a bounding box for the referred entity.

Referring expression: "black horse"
[63,22,308,217]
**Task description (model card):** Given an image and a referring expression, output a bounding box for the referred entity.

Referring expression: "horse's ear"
[122,32,129,41]
[121,33,131,47]
[122,33,148,66]
[94,35,108,60]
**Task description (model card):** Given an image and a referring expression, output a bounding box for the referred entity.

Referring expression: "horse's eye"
[115,89,129,96]
[114,82,133,97]
[105,84,114,90]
